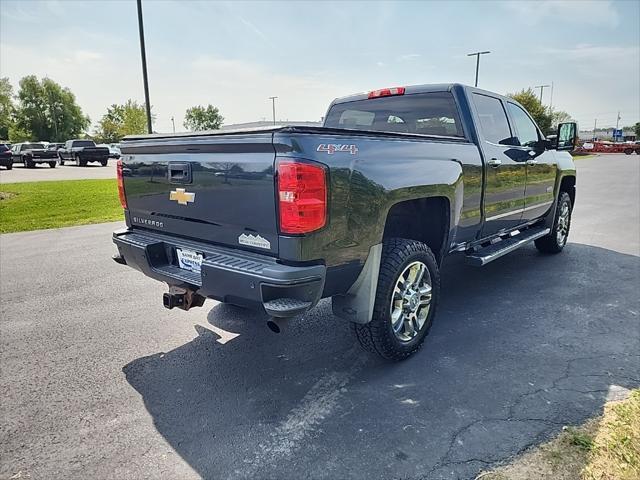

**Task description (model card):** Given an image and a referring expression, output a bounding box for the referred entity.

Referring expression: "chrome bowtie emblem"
[169,188,195,205]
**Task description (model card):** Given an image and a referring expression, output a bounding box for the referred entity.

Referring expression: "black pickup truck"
[113,83,577,360]
[11,142,59,168]
[57,139,110,166]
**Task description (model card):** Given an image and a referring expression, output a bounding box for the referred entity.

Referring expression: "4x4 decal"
[317,144,358,155]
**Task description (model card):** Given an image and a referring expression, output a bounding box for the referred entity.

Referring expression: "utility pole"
[171,116,175,133]
[549,81,554,110]
[269,96,278,125]
[136,0,153,134]
[593,118,597,141]
[534,84,551,104]
[467,51,490,87]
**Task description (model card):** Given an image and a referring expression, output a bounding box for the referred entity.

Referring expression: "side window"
[472,94,513,145]
[507,103,540,147]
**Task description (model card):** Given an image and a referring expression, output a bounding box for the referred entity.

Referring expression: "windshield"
[74,140,95,147]
[24,143,45,149]
[324,92,464,137]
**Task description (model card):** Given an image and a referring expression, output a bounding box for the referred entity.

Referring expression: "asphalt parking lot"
[1,154,638,480]
[0,160,117,184]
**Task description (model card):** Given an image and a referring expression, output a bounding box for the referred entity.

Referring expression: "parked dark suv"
[0,144,12,170]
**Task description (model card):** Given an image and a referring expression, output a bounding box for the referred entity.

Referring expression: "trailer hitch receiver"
[163,286,206,311]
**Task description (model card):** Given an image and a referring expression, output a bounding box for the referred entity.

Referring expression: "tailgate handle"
[168,162,192,184]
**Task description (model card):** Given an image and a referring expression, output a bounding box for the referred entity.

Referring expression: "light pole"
[534,84,550,104]
[137,0,152,134]
[467,51,490,87]
[269,96,278,125]
[171,116,175,133]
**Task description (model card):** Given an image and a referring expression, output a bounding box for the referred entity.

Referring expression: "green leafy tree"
[94,100,152,143]
[184,104,224,131]
[12,76,89,142]
[550,110,574,131]
[633,122,640,138]
[0,77,14,140]
[507,88,553,135]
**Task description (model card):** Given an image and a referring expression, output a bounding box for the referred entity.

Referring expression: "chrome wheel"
[390,261,432,342]
[556,201,570,246]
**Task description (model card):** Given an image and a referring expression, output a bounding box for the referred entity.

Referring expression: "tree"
[184,104,224,131]
[0,77,14,140]
[12,76,89,142]
[94,100,152,143]
[550,110,574,131]
[507,88,553,135]
[634,122,640,138]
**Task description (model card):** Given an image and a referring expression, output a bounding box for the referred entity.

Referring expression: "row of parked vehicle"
[0,140,121,170]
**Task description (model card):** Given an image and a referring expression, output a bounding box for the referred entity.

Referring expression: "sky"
[1,0,639,134]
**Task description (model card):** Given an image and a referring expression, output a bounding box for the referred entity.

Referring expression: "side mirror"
[556,122,577,151]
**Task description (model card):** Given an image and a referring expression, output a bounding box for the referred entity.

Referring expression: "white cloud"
[185,55,352,127]
[503,0,620,27]
[1,36,354,133]
[542,44,639,61]
[69,50,103,63]
[397,53,421,62]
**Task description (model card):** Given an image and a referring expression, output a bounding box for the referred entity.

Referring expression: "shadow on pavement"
[123,243,639,480]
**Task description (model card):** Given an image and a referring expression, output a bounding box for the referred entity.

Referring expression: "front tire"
[353,238,440,361]
[49,161,56,168]
[535,191,572,254]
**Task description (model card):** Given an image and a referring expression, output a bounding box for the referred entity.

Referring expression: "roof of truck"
[329,83,510,106]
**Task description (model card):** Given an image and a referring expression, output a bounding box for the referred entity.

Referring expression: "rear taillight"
[277,160,327,234]
[368,86,405,99]
[116,160,127,209]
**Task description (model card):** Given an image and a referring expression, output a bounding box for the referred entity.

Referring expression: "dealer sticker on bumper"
[176,248,203,273]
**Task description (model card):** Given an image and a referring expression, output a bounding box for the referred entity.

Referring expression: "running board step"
[465,227,551,266]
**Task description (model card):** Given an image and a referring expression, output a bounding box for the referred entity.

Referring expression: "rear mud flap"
[331,244,382,324]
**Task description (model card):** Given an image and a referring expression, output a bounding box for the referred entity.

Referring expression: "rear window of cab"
[324,92,464,137]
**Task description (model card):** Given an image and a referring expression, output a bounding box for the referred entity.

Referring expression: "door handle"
[488,158,502,168]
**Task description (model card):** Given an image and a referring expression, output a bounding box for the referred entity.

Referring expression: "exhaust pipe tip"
[266,317,286,334]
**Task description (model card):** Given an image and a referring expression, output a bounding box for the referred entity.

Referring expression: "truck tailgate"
[120,132,279,255]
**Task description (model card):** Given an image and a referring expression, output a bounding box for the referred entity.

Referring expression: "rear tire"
[100,159,108,166]
[6,163,12,170]
[535,191,572,254]
[624,148,633,155]
[49,161,56,168]
[353,238,440,361]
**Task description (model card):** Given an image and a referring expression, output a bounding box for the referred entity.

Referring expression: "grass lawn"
[571,154,598,161]
[0,179,123,234]
[479,389,639,480]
